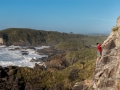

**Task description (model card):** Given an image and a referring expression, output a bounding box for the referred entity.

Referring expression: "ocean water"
[0,46,48,68]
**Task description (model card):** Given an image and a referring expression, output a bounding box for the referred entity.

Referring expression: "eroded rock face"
[93,16,120,90]
[117,16,120,27]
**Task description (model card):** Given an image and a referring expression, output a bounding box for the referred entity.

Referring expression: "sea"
[0,45,49,68]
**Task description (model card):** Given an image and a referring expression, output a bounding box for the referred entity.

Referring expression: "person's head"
[96,43,101,46]
[96,43,99,45]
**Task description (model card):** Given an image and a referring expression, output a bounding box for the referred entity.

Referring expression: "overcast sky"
[0,0,120,34]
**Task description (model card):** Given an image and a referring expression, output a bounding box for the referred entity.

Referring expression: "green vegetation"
[112,26,119,32]
[0,28,107,46]
[65,48,96,64]
[55,41,86,50]
[16,59,95,89]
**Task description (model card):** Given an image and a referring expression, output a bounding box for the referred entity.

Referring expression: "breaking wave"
[0,46,48,68]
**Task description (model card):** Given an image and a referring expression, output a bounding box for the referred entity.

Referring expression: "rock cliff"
[93,16,120,90]
[0,38,3,44]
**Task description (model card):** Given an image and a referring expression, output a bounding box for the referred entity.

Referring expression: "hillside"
[0,28,107,46]
[0,28,108,90]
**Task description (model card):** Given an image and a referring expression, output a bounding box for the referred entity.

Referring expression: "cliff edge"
[93,16,120,90]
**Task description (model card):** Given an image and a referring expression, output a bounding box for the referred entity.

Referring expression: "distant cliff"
[0,38,3,44]
[93,16,120,90]
[0,28,106,46]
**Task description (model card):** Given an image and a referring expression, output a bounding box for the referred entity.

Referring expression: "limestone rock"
[117,16,120,27]
[93,16,120,90]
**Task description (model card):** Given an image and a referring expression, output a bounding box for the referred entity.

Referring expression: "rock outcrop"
[0,38,3,44]
[93,16,120,90]
[117,16,120,27]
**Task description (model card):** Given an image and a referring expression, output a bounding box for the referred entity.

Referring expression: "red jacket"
[97,45,102,52]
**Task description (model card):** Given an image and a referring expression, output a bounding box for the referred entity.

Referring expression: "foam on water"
[0,46,49,68]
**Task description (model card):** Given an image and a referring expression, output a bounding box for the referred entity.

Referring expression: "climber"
[96,43,102,64]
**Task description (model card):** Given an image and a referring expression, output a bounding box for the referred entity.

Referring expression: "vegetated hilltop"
[0,28,107,46]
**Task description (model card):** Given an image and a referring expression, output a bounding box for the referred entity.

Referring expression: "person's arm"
[101,43,104,47]
[101,41,106,47]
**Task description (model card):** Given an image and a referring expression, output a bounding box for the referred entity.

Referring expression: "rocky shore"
[0,46,68,90]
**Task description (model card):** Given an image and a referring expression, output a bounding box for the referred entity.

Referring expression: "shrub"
[112,26,119,32]
[68,69,80,82]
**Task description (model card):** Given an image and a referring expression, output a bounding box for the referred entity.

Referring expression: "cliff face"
[0,38,3,44]
[93,16,120,90]
[117,16,120,27]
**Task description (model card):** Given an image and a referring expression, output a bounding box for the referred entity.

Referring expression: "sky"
[0,0,120,34]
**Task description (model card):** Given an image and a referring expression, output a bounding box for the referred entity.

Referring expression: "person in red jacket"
[96,43,102,64]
